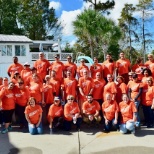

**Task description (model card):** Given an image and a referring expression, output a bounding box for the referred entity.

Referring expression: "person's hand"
[105,119,109,125]
[30,124,35,128]
[88,115,94,121]
[36,123,40,127]
[114,119,117,124]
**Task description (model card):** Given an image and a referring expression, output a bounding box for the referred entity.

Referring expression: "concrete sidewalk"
[0,126,154,154]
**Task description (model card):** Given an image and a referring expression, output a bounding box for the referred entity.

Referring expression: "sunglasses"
[19,82,24,85]
[68,98,74,100]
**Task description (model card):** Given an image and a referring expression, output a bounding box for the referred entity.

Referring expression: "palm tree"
[73,9,121,59]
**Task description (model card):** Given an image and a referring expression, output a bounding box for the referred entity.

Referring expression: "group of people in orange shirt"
[0,51,154,135]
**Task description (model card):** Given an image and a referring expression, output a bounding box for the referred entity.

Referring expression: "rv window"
[15,45,26,56]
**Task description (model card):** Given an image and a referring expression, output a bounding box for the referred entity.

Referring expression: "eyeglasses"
[19,82,24,85]
[68,98,74,100]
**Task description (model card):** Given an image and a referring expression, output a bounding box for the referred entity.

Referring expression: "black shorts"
[3,109,14,123]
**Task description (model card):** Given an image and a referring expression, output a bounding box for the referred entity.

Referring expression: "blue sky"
[49,0,154,51]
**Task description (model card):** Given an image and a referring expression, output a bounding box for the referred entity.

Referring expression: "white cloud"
[60,10,81,36]
[60,0,140,37]
[49,1,61,10]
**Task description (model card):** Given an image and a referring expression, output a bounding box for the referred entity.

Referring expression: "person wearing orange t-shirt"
[20,62,31,82]
[141,77,154,128]
[49,54,65,82]
[14,80,30,129]
[90,57,103,79]
[61,70,78,102]
[93,72,106,106]
[64,95,82,131]
[82,94,101,125]
[103,74,117,101]
[25,97,43,135]
[102,54,115,82]
[144,54,154,78]
[49,70,61,97]
[42,75,56,124]
[128,74,143,127]
[132,57,145,82]
[0,82,15,134]
[78,70,94,109]
[48,97,63,134]
[141,68,153,86]
[119,94,137,134]
[64,55,77,78]
[7,56,24,79]
[34,52,50,81]
[116,52,131,84]
[77,59,89,79]
[29,74,43,104]
[116,76,127,103]
[102,93,119,132]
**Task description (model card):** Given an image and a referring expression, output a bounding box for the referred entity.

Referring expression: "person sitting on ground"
[48,96,63,134]
[24,97,43,135]
[119,94,137,134]
[64,95,82,131]
[82,94,101,126]
[102,93,119,132]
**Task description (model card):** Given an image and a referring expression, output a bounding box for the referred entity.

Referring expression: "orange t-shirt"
[78,77,94,100]
[64,62,77,78]
[77,64,89,77]
[43,84,55,104]
[24,105,43,124]
[48,104,63,119]
[116,82,127,103]
[14,87,30,106]
[29,82,43,103]
[82,100,101,115]
[7,63,24,79]
[0,88,16,110]
[20,68,31,82]
[26,74,43,86]
[141,85,154,106]
[93,79,106,100]
[49,61,65,81]
[61,78,78,99]
[119,101,137,124]
[116,59,130,75]
[90,63,103,79]
[49,78,61,96]
[128,81,143,100]
[102,60,115,78]
[64,102,80,121]
[131,64,145,81]
[34,59,50,80]
[102,100,119,121]
[103,82,117,100]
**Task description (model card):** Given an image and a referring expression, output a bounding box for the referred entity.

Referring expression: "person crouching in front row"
[48,97,64,134]
[24,97,43,135]
[82,94,101,127]
[64,95,82,131]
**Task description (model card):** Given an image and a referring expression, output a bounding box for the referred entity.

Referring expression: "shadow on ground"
[92,146,154,154]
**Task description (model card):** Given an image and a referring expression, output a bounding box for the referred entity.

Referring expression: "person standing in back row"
[7,56,24,79]
[116,52,131,84]
[34,52,50,81]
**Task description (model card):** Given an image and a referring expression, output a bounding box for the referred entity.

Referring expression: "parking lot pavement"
[0,126,154,154]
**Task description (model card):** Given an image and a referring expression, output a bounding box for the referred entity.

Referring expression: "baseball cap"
[67,55,72,59]
[14,71,19,74]
[54,96,60,101]
[24,62,30,66]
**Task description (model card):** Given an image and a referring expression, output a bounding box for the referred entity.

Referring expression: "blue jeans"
[134,100,140,127]
[120,121,135,134]
[64,117,82,131]
[104,119,118,131]
[28,122,43,135]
